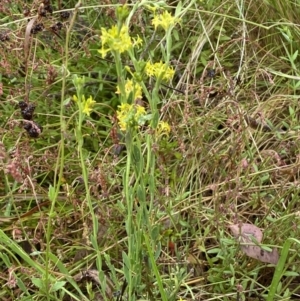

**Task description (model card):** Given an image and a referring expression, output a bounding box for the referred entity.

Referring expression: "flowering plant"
[73,94,96,116]
[116,103,152,131]
[98,24,142,59]
[145,61,175,81]
[152,10,180,31]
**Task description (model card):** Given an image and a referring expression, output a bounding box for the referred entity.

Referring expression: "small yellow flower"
[156,121,171,137]
[135,105,146,116]
[152,11,179,31]
[82,96,96,116]
[145,5,157,13]
[73,94,96,116]
[132,35,143,48]
[99,25,131,58]
[116,79,143,101]
[116,103,147,131]
[99,24,142,58]
[98,47,110,58]
[145,61,175,81]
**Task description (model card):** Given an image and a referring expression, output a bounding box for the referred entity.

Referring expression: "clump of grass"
[1,0,300,300]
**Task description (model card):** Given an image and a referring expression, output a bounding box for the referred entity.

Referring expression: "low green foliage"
[1,0,300,300]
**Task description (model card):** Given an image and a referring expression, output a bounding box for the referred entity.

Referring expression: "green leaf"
[48,252,70,275]
[32,278,44,290]
[175,0,182,15]
[151,225,160,241]
[292,50,298,61]
[122,251,130,282]
[173,28,179,41]
[261,244,273,252]
[289,106,295,117]
[0,252,11,267]
[48,185,55,201]
[50,281,67,292]
[132,144,141,165]
[17,278,28,293]
[175,191,191,201]
[0,230,46,275]
[46,252,89,300]
[207,248,221,254]
[63,97,71,106]
[91,234,99,250]
[267,238,300,301]
[277,281,282,294]
[154,242,162,260]
[283,271,299,276]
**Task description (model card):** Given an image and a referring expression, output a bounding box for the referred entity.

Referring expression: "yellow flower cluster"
[115,79,143,101]
[116,103,146,131]
[152,11,179,31]
[145,61,175,81]
[73,95,96,116]
[156,121,171,137]
[99,25,142,58]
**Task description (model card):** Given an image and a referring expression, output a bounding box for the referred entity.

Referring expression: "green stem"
[267,238,300,301]
[113,51,126,103]
[125,131,134,297]
[44,3,81,299]
[144,233,168,301]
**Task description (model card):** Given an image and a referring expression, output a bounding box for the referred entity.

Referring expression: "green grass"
[1,0,300,300]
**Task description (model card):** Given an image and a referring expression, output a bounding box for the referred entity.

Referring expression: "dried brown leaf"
[239,245,279,264]
[229,223,279,264]
[73,269,114,299]
[24,17,37,66]
[229,223,263,243]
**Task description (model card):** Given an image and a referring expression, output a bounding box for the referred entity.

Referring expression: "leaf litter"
[229,223,279,264]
